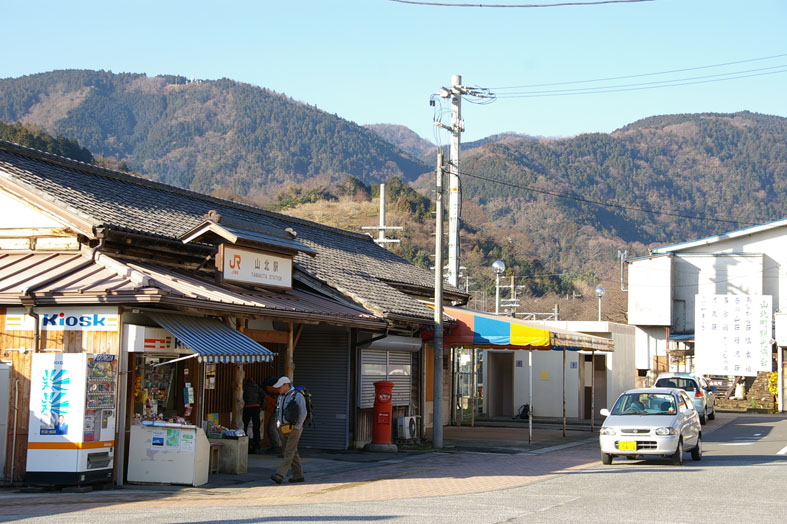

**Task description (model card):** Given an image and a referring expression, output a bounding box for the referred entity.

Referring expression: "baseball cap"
[273,376,291,388]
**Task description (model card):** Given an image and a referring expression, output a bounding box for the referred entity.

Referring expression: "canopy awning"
[442,307,614,352]
[147,311,275,363]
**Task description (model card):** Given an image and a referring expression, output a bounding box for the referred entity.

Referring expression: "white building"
[627,218,787,383]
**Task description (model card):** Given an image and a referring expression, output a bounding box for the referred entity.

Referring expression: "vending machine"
[26,353,117,485]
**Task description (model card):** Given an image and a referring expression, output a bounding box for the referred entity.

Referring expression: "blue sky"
[4,1,786,143]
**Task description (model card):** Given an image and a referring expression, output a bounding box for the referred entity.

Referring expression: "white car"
[655,372,716,425]
[599,388,702,465]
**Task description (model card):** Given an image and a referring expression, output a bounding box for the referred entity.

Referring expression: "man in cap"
[270,376,307,484]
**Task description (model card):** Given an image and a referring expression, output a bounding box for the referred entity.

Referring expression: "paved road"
[1,413,785,523]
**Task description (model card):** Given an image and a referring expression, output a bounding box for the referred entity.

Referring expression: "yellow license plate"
[619,441,637,451]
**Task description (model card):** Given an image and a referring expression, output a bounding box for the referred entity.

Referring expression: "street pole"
[495,272,501,315]
[447,74,462,288]
[433,152,444,449]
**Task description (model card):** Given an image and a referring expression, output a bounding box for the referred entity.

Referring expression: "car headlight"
[600,427,616,436]
[655,427,676,436]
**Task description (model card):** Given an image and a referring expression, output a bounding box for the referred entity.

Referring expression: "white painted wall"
[0,189,64,228]
[673,254,764,332]
[628,254,672,325]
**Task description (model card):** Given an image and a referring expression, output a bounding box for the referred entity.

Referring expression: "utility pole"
[435,75,464,288]
[433,152,444,449]
[433,75,494,288]
[361,183,402,246]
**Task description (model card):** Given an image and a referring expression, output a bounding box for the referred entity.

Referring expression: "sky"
[4,1,787,143]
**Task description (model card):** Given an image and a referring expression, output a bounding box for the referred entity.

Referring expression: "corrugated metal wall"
[359,350,412,409]
[293,325,350,450]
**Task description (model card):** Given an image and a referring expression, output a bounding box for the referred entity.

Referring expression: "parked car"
[655,372,716,424]
[599,388,702,466]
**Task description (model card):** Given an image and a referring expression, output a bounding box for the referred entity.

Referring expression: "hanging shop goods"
[26,353,118,486]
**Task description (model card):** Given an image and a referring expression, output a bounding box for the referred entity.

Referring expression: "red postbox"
[371,381,395,445]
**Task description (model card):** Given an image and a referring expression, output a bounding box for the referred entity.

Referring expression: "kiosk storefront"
[122,312,274,485]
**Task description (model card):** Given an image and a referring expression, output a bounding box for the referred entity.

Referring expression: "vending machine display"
[26,353,118,485]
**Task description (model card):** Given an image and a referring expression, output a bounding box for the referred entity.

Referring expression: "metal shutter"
[293,326,350,450]
[360,350,412,409]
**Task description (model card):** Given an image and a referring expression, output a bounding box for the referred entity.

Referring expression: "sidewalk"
[0,422,599,518]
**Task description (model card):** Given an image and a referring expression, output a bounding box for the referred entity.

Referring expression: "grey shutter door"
[360,350,387,409]
[360,350,412,409]
[387,351,412,407]
[293,326,350,450]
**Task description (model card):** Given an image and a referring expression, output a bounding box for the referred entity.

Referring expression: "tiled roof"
[0,252,385,329]
[0,141,467,324]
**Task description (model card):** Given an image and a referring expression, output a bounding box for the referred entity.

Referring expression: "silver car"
[655,372,716,425]
[599,388,702,465]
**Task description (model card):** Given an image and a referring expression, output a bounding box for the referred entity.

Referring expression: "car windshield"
[655,377,698,392]
[610,393,677,415]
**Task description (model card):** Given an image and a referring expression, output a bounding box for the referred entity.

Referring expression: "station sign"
[218,244,292,289]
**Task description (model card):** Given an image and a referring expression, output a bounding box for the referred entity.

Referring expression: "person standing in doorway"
[270,376,307,484]
[242,377,262,454]
[261,376,282,453]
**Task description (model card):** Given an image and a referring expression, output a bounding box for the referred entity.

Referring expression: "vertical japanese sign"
[695,295,772,376]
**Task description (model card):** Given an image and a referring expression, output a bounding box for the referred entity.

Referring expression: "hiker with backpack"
[270,376,307,484]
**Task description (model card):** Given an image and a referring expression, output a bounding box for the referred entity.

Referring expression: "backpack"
[283,385,314,427]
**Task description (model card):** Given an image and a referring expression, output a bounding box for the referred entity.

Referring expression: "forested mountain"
[0,121,93,163]
[3,69,787,321]
[416,111,787,274]
[0,70,429,200]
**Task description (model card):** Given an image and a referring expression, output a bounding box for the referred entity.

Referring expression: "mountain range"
[2,70,787,320]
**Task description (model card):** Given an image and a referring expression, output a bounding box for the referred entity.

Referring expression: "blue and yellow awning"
[147,311,275,363]
[442,307,613,352]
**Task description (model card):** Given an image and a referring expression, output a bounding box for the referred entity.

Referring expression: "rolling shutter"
[293,326,350,450]
[360,350,412,409]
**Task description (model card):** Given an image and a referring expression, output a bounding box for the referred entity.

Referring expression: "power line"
[494,66,787,98]
[491,53,787,89]
[457,167,762,226]
[391,0,653,7]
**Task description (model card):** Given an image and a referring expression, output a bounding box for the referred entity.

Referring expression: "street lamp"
[493,260,506,314]
[595,285,605,321]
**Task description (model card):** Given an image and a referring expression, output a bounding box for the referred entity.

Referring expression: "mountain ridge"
[3,70,787,321]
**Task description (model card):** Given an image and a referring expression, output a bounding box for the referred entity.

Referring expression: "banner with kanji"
[694,295,772,376]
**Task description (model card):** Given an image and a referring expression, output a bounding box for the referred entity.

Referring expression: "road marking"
[777,445,787,455]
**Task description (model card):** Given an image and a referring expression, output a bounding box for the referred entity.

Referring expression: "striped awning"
[442,307,613,352]
[147,312,274,363]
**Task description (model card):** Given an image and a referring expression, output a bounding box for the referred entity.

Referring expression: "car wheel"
[700,413,706,425]
[691,436,702,461]
[671,438,684,466]
[601,452,613,465]
[708,406,715,421]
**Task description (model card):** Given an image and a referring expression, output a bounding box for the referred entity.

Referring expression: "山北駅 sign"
[219,244,292,289]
